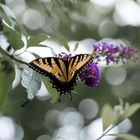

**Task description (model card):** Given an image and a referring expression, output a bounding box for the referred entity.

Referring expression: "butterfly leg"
[68,92,73,101]
[59,91,64,102]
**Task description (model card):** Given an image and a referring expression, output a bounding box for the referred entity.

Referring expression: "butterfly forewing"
[29,57,67,82]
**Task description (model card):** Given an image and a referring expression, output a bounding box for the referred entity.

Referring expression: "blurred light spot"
[7,0,26,17]
[45,109,60,131]
[78,98,99,119]
[0,117,16,140]
[86,5,104,26]
[114,0,140,26]
[80,118,119,140]
[15,124,24,140]
[36,82,51,101]
[70,12,85,24]
[118,119,132,133]
[53,125,81,140]
[90,0,116,8]
[112,81,134,98]
[22,9,45,30]
[105,67,127,86]
[131,72,140,92]
[36,134,52,140]
[98,20,118,37]
[11,0,26,17]
[6,0,26,16]
[58,111,84,127]
[42,16,60,33]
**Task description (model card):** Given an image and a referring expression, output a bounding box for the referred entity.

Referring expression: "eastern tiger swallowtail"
[28,54,93,99]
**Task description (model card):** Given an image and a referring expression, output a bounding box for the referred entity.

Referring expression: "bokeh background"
[0,0,140,140]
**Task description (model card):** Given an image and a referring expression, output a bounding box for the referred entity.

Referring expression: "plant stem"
[96,118,124,140]
[10,55,28,65]
[0,47,28,65]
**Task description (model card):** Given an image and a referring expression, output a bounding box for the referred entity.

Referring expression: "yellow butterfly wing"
[28,54,93,95]
[29,57,67,82]
[68,54,93,81]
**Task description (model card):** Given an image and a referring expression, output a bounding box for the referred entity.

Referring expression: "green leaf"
[0,11,11,26]
[123,103,140,118]
[74,42,79,51]
[3,24,24,49]
[0,4,16,20]
[28,34,49,47]
[0,57,14,110]
[101,104,118,130]
[42,77,59,103]
[111,134,140,140]
[53,30,70,51]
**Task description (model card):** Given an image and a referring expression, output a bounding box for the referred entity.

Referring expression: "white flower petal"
[36,82,51,101]
[12,65,22,89]
[14,51,35,63]
[26,47,54,57]
[21,67,42,100]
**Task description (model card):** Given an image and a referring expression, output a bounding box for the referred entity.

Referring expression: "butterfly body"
[28,54,93,97]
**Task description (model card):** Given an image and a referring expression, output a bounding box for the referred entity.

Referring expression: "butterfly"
[28,54,93,100]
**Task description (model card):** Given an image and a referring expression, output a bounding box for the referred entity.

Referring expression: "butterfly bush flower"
[78,62,101,87]
[93,42,139,65]
[58,41,139,88]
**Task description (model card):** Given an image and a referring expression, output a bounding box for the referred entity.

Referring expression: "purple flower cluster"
[58,42,139,88]
[58,52,72,60]
[78,62,100,87]
[93,42,139,65]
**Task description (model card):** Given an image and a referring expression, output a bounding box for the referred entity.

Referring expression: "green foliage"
[42,77,59,103]
[0,57,14,109]
[101,104,118,130]
[0,4,16,26]
[53,30,70,51]
[3,24,24,49]
[27,34,49,47]
[123,103,140,118]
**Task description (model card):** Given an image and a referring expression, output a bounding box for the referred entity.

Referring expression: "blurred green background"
[0,0,140,140]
